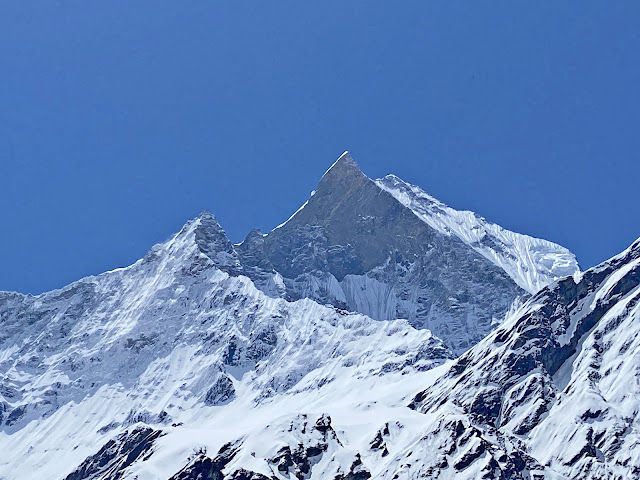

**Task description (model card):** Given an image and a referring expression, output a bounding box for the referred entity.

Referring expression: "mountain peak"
[190,211,229,242]
[315,151,368,197]
[323,151,358,174]
[319,150,363,179]
[195,210,219,225]
[175,211,240,270]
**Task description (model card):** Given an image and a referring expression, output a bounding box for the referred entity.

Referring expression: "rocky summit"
[2,152,637,480]
[239,152,577,354]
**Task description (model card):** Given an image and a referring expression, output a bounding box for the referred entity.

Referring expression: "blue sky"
[1,2,639,294]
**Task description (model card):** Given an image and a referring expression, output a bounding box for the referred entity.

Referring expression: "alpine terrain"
[2,152,637,479]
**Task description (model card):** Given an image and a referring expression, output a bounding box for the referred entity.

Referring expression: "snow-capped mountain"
[4,151,626,480]
[235,152,579,354]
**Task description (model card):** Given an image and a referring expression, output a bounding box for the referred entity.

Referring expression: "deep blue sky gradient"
[1,2,639,293]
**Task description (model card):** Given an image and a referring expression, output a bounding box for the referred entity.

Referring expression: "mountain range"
[1,153,637,480]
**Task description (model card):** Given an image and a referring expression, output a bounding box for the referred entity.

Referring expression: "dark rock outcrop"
[64,427,164,480]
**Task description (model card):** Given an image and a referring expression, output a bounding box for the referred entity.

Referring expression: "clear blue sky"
[1,2,639,294]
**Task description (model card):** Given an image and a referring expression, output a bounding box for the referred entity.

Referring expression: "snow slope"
[410,236,640,479]
[376,174,579,294]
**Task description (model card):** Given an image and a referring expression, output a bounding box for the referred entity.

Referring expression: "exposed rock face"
[203,373,236,406]
[168,442,272,480]
[236,153,576,354]
[64,427,164,480]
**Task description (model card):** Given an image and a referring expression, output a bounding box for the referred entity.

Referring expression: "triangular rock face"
[268,151,437,276]
[238,153,527,353]
[316,151,366,192]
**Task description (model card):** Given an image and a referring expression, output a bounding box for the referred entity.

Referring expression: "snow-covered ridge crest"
[376,174,580,293]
